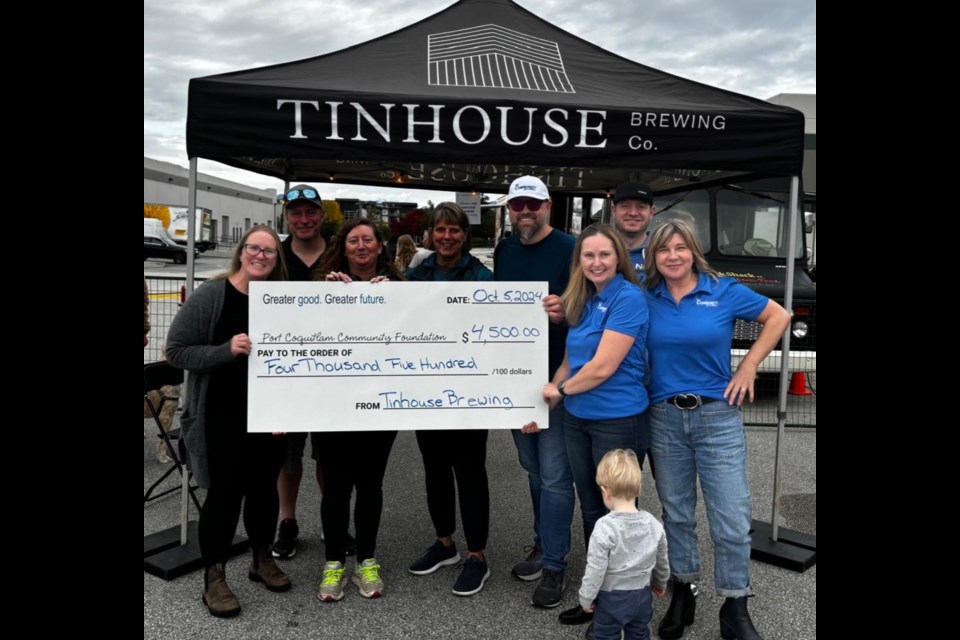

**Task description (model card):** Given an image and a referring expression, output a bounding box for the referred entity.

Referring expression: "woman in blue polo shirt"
[542,224,650,591]
[643,220,790,640]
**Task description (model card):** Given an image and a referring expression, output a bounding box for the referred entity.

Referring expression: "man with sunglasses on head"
[272,185,356,560]
[494,176,576,611]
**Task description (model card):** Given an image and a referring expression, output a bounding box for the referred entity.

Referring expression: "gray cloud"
[144,0,815,196]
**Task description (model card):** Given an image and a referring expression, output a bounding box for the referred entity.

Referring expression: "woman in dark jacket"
[405,204,495,598]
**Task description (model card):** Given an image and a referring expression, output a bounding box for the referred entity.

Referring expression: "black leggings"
[199,428,286,566]
[315,430,397,563]
[415,430,490,552]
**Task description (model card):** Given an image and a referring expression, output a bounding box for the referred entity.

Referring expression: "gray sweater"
[165,278,237,488]
[578,510,670,610]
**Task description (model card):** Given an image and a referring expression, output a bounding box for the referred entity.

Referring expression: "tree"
[322,200,344,239]
[144,204,171,229]
[391,208,427,238]
[378,221,393,244]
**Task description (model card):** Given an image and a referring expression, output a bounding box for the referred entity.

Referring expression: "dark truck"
[650,177,816,382]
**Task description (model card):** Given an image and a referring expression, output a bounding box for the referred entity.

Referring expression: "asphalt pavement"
[145,246,815,640]
[144,424,816,640]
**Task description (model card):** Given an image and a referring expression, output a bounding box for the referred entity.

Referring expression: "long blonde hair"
[561,224,637,326]
[643,219,717,290]
[395,234,417,272]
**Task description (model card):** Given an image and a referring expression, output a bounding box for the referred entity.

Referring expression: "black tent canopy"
[183,0,810,566]
[187,0,803,195]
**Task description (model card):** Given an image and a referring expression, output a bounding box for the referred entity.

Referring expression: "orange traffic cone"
[788,372,813,396]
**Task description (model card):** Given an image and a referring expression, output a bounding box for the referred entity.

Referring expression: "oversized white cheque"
[248,281,549,432]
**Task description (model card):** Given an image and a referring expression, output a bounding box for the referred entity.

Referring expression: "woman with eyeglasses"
[166,225,290,618]
[404,204,495,597]
[312,218,402,603]
[643,220,789,640]
[540,224,651,617]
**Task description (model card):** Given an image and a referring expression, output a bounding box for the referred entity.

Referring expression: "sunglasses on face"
[508,198,545,212]
[285,188,319,201]
[243,244,278,258]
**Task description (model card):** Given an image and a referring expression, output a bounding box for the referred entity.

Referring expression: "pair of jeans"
[511,405,574,572]
[564,412,646,544]
[648,400,752,597]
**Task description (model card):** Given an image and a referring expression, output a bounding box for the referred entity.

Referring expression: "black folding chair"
[144,361,200,511]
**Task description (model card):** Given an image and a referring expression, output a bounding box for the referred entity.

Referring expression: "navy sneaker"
[272,518,299,559]
[511,542,543,581]
[409,540,460,575]
[531,568,565,608]
[452,556,490,597]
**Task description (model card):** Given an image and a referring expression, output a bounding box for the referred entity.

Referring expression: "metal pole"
[181,158,201,546]
[186,159,198,298]
[771,175,801,542]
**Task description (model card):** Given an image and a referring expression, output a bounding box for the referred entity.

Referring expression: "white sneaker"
[353,558,384,598]
[317,561,347,602]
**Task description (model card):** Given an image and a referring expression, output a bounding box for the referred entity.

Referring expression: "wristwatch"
[557,379,569,396]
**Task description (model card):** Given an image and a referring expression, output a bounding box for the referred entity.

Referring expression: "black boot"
[719,595,763,640]
[658,579,696,639]
[559,604,593,625]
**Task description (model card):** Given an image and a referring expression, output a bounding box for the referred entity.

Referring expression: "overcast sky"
[144,0,816,204]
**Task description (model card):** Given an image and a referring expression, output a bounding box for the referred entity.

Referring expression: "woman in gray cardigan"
[166,225,290,618]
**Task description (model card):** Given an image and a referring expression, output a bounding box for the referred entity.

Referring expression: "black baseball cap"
[613,182,654,205]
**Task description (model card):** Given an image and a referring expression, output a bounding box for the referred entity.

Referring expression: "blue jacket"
[405,252,493,282]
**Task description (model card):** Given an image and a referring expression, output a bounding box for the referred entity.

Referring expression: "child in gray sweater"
[578,449,669,640]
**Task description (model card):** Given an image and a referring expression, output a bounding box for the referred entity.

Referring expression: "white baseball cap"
[507,176,550,201]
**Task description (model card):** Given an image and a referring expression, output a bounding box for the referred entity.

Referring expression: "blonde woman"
[644,220,789,640]
[394,234,418,273]
[540,223,650,612]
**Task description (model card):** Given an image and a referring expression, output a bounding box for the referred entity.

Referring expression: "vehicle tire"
[174,253,187,265]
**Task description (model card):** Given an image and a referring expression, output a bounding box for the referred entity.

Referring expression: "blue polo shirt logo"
[695,298,718,307]
[598,303,608,313]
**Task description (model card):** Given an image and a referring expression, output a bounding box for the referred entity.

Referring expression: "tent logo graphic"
[428,25,575,93]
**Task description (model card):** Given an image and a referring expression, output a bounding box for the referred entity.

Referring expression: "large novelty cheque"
[248,281,549,432]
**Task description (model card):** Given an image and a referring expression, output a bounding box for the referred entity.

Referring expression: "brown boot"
[202,563,241,618]
[249,545,292,592]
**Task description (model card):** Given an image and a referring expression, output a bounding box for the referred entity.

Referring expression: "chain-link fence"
[145,276,208,364]
[736,304,816,427]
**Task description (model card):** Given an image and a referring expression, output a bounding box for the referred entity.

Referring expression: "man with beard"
[494,176,576,611]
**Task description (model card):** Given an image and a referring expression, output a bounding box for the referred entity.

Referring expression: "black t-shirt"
[207,279,249,430]
[282,236,326,282]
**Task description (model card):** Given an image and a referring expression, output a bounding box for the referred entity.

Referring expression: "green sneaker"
[353,558,384,598]
[317,561,347,602]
